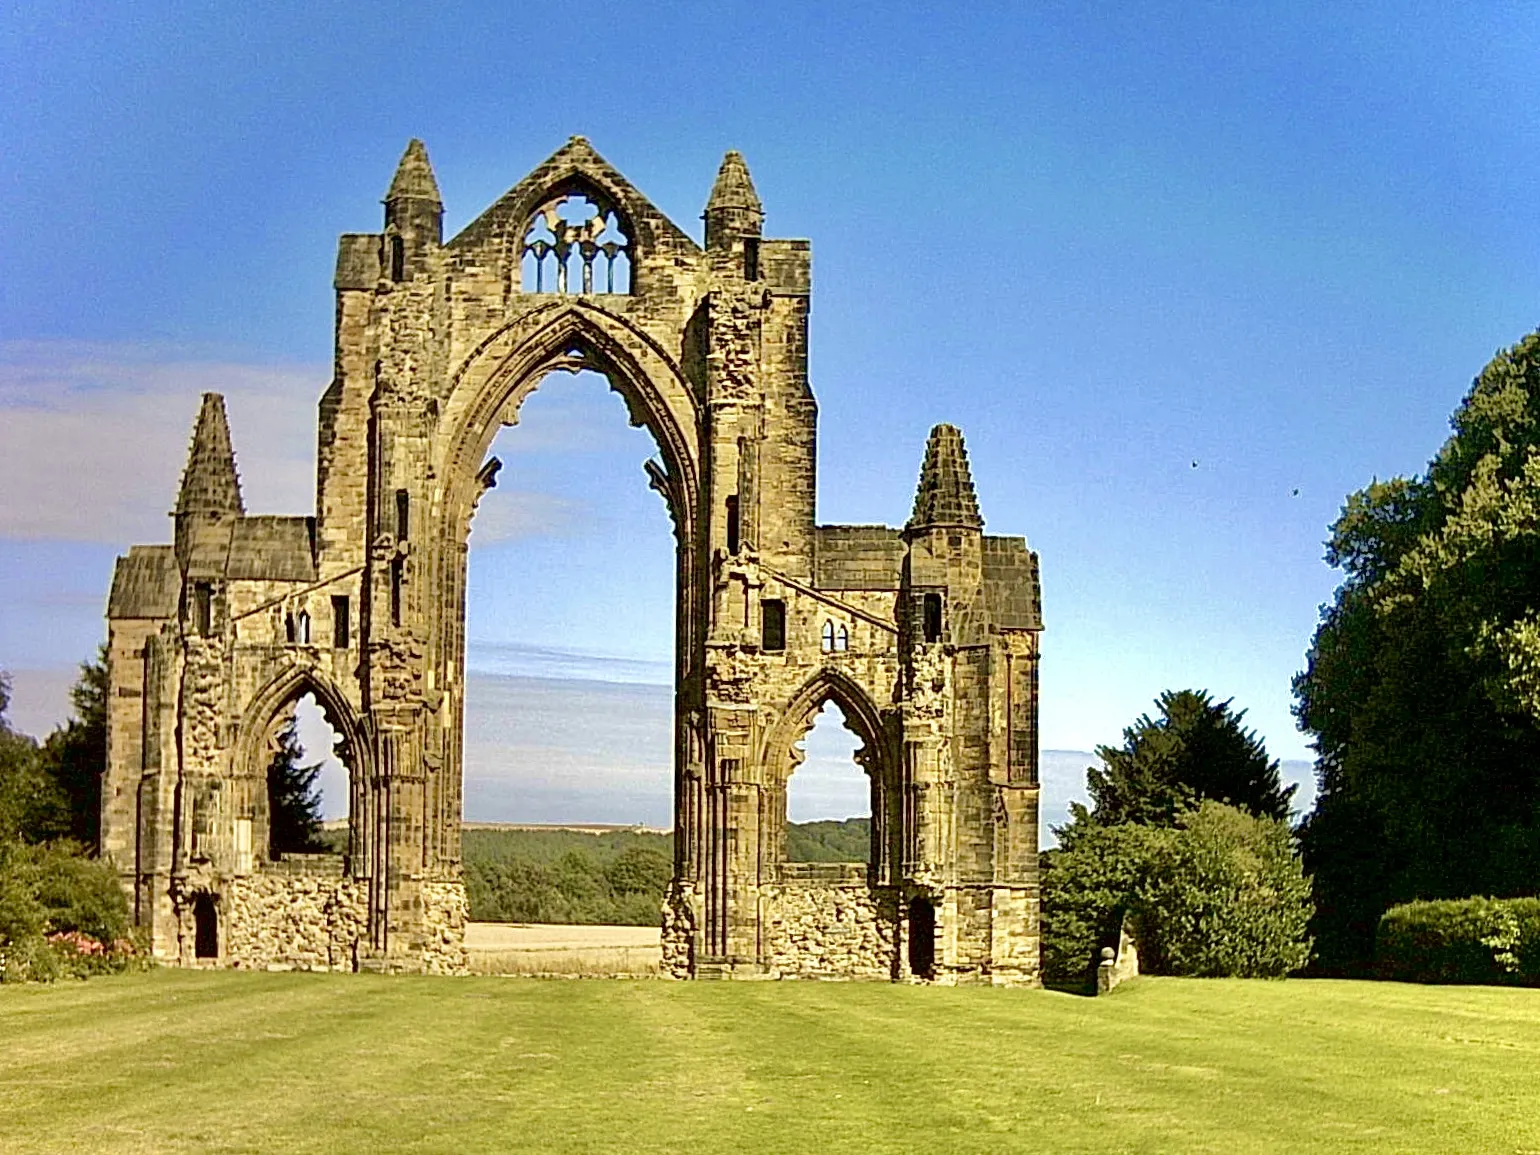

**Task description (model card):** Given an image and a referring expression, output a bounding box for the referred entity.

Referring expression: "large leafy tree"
[37,647,107,850]
[1296,330,1540,972]
[0,673,68,845]
[1085,689,1295,827]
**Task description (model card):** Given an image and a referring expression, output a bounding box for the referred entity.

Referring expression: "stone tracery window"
[520,190,631,294]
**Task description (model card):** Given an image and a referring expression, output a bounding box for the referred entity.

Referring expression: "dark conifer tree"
[266,716,325,856]
[1086,689,1294,827]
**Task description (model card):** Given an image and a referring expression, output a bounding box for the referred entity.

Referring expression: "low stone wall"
[763,866,898,979]
[224,860,365,972]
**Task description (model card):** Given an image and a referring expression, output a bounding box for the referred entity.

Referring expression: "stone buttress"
[103,138,1043,982]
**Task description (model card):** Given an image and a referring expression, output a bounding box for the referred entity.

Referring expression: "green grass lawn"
[3,972,1539,1154]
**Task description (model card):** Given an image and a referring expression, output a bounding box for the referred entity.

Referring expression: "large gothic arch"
[103,137,1046,983]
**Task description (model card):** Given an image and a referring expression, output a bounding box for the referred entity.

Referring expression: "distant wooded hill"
[462,819,872,926]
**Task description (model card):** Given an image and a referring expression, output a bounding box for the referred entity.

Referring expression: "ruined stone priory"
[103,137,1044,981]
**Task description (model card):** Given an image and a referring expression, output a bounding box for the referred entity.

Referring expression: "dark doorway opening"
[193,893,219,959]
[908,895,935,978]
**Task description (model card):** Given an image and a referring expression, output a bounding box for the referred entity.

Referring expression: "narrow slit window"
[726,495,740,555]
[389,235,405,282]
[744,237,760,282]
[296,610,311,646]
[762,599,786,652]
[390,560,402,627]
[194,583,213,637]
[821,620,835,653]
[395,489,410,541]
[835,624,849,653]
[284,613,296,644]
[332,595,350,649]
[923,593,942,644]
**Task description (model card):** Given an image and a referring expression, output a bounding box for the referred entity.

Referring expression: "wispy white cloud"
[468,490,590,544]
[465,640,671,685]
[0,341,322,543]
[0,341,612,547]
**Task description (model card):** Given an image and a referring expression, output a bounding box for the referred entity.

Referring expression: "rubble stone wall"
[764,872,898,979]
[223,863,365,971]
[418,880,470,975]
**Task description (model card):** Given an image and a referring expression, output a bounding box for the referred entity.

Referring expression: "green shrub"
[1042,802,1313,982]
[1376,897,1540,985]
[1041,821,1170,985]
[0,838,140,982]
[1137,802,1314,978]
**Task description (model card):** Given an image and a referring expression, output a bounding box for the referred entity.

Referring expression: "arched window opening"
[284,613,296,644]
[520,191,632,294]
[193,893,219,959]
[295,610,311,646]
[786,699,872,863]
[266,692,349,858]
[923,592,942,644]
[464,368,674,862]
[835,623,849,653]
[820,620,835,653]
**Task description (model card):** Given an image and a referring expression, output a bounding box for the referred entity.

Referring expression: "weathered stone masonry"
[104,137,1044,982]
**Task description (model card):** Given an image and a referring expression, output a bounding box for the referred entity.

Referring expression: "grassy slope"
[3,974,1539,1154]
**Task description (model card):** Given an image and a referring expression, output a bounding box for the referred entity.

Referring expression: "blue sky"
[4,3,1539,805]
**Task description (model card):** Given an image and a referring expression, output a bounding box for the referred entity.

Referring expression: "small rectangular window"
[395,489,410,541]
[744,237,760,282]
[390,235,405,282]
[923,592,942,644]
[194,583,213,637]
[390,560,402,627]
[762,599,786,652]
[332,595,350,649]
[726,495,740,555]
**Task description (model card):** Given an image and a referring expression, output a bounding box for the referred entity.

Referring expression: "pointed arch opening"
[462,367,675,837]
[237,668,364,866]
[430,301,702,945]
[785,699,873,863]
[763,669,896,878]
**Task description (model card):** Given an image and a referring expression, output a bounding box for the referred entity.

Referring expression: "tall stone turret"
[704,150,763,255]
[173,392,244,577]
[383,138,443,277]
[904,424,986,647]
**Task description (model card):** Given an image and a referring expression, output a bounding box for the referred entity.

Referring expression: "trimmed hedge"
[1376,897,1540,985]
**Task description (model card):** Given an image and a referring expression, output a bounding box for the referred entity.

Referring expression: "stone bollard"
[1096,946,1116,995]
[1096,921,1140,994]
